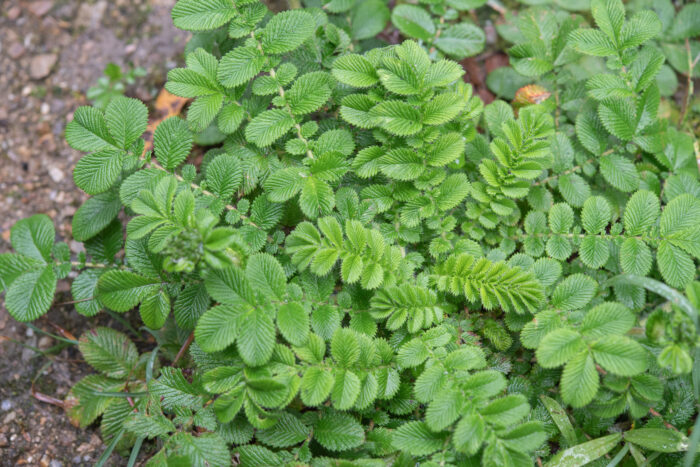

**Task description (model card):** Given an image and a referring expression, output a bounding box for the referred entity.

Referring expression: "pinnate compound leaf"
[140,289,170,329]
[331,369,361,410]
[218,47,265,88]
[314,412,365,451]
[97,270,160,312]
[10,214,55,263]
[74,149,123,195]
[392,421,447,456]
[598,100,636,141]
[246,253,286,301]
[590,0,624,43]
[599,154,639,192]
[261,10,316,54]
[195,305,244,353]
[256,413,309,448]
[277,302,309,346]
[391,5,435,41]
[568,29,616,57]
[71,269,104,317]
[245,109,295,147]
[591,336,647,376]
[434,23,485,59]
[5,267,56,322]
[104,96,148,149]
[500,421,547,452]
[551,274,597,310]
[154,117,193,170]
[287,72,333,115]
[580,302,635,338]
[171,0,238,31]
[369,101,422,136]
[536,329,584,368]
[72,191,122,242]
[579,236,609,269]
[620,238,652,276]
[581,196,611,234]
[332,54,378,88]
[78,327,138,378]
[204,266,256,306]
[669,4,700,41]
[433,254,544,314]
[301,367,334,406]
[620,11,662,50]
[657,240,694,289]
[481,394,529,427]
[561,350,599,408]
[150,368,204,410]
[300,177,335,219]
[624,190,659,235]
[453,413,486,455]
[331,328,360,368]
[237,307,275,366]
[65,106,117,152]
[235,444,280,466]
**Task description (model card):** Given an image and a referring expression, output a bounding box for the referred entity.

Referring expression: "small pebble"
[8,42,25,59]
[38,336,53,350]
[7,6,21,20]
[3,412,16,424]
[28,1,54,17]
[1,400,12,411]
[29,53,58,80]
[48,166,64,182]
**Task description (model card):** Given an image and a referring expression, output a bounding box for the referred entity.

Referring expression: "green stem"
[95,429,125,467]
[127,437,145,467]
[605,443,630,467]
[25,323,79,345]
[147,160,260,228]
[679,38,696,128]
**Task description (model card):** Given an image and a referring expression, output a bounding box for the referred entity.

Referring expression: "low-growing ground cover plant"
[1,0,700,465]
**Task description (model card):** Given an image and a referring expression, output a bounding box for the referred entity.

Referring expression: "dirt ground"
[0,1,187,465]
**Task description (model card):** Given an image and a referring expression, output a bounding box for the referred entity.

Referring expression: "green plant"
[87,63,147,109]
[1,0,699,465]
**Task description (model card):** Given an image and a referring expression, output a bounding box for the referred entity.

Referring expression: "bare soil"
[0,1,187,465]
